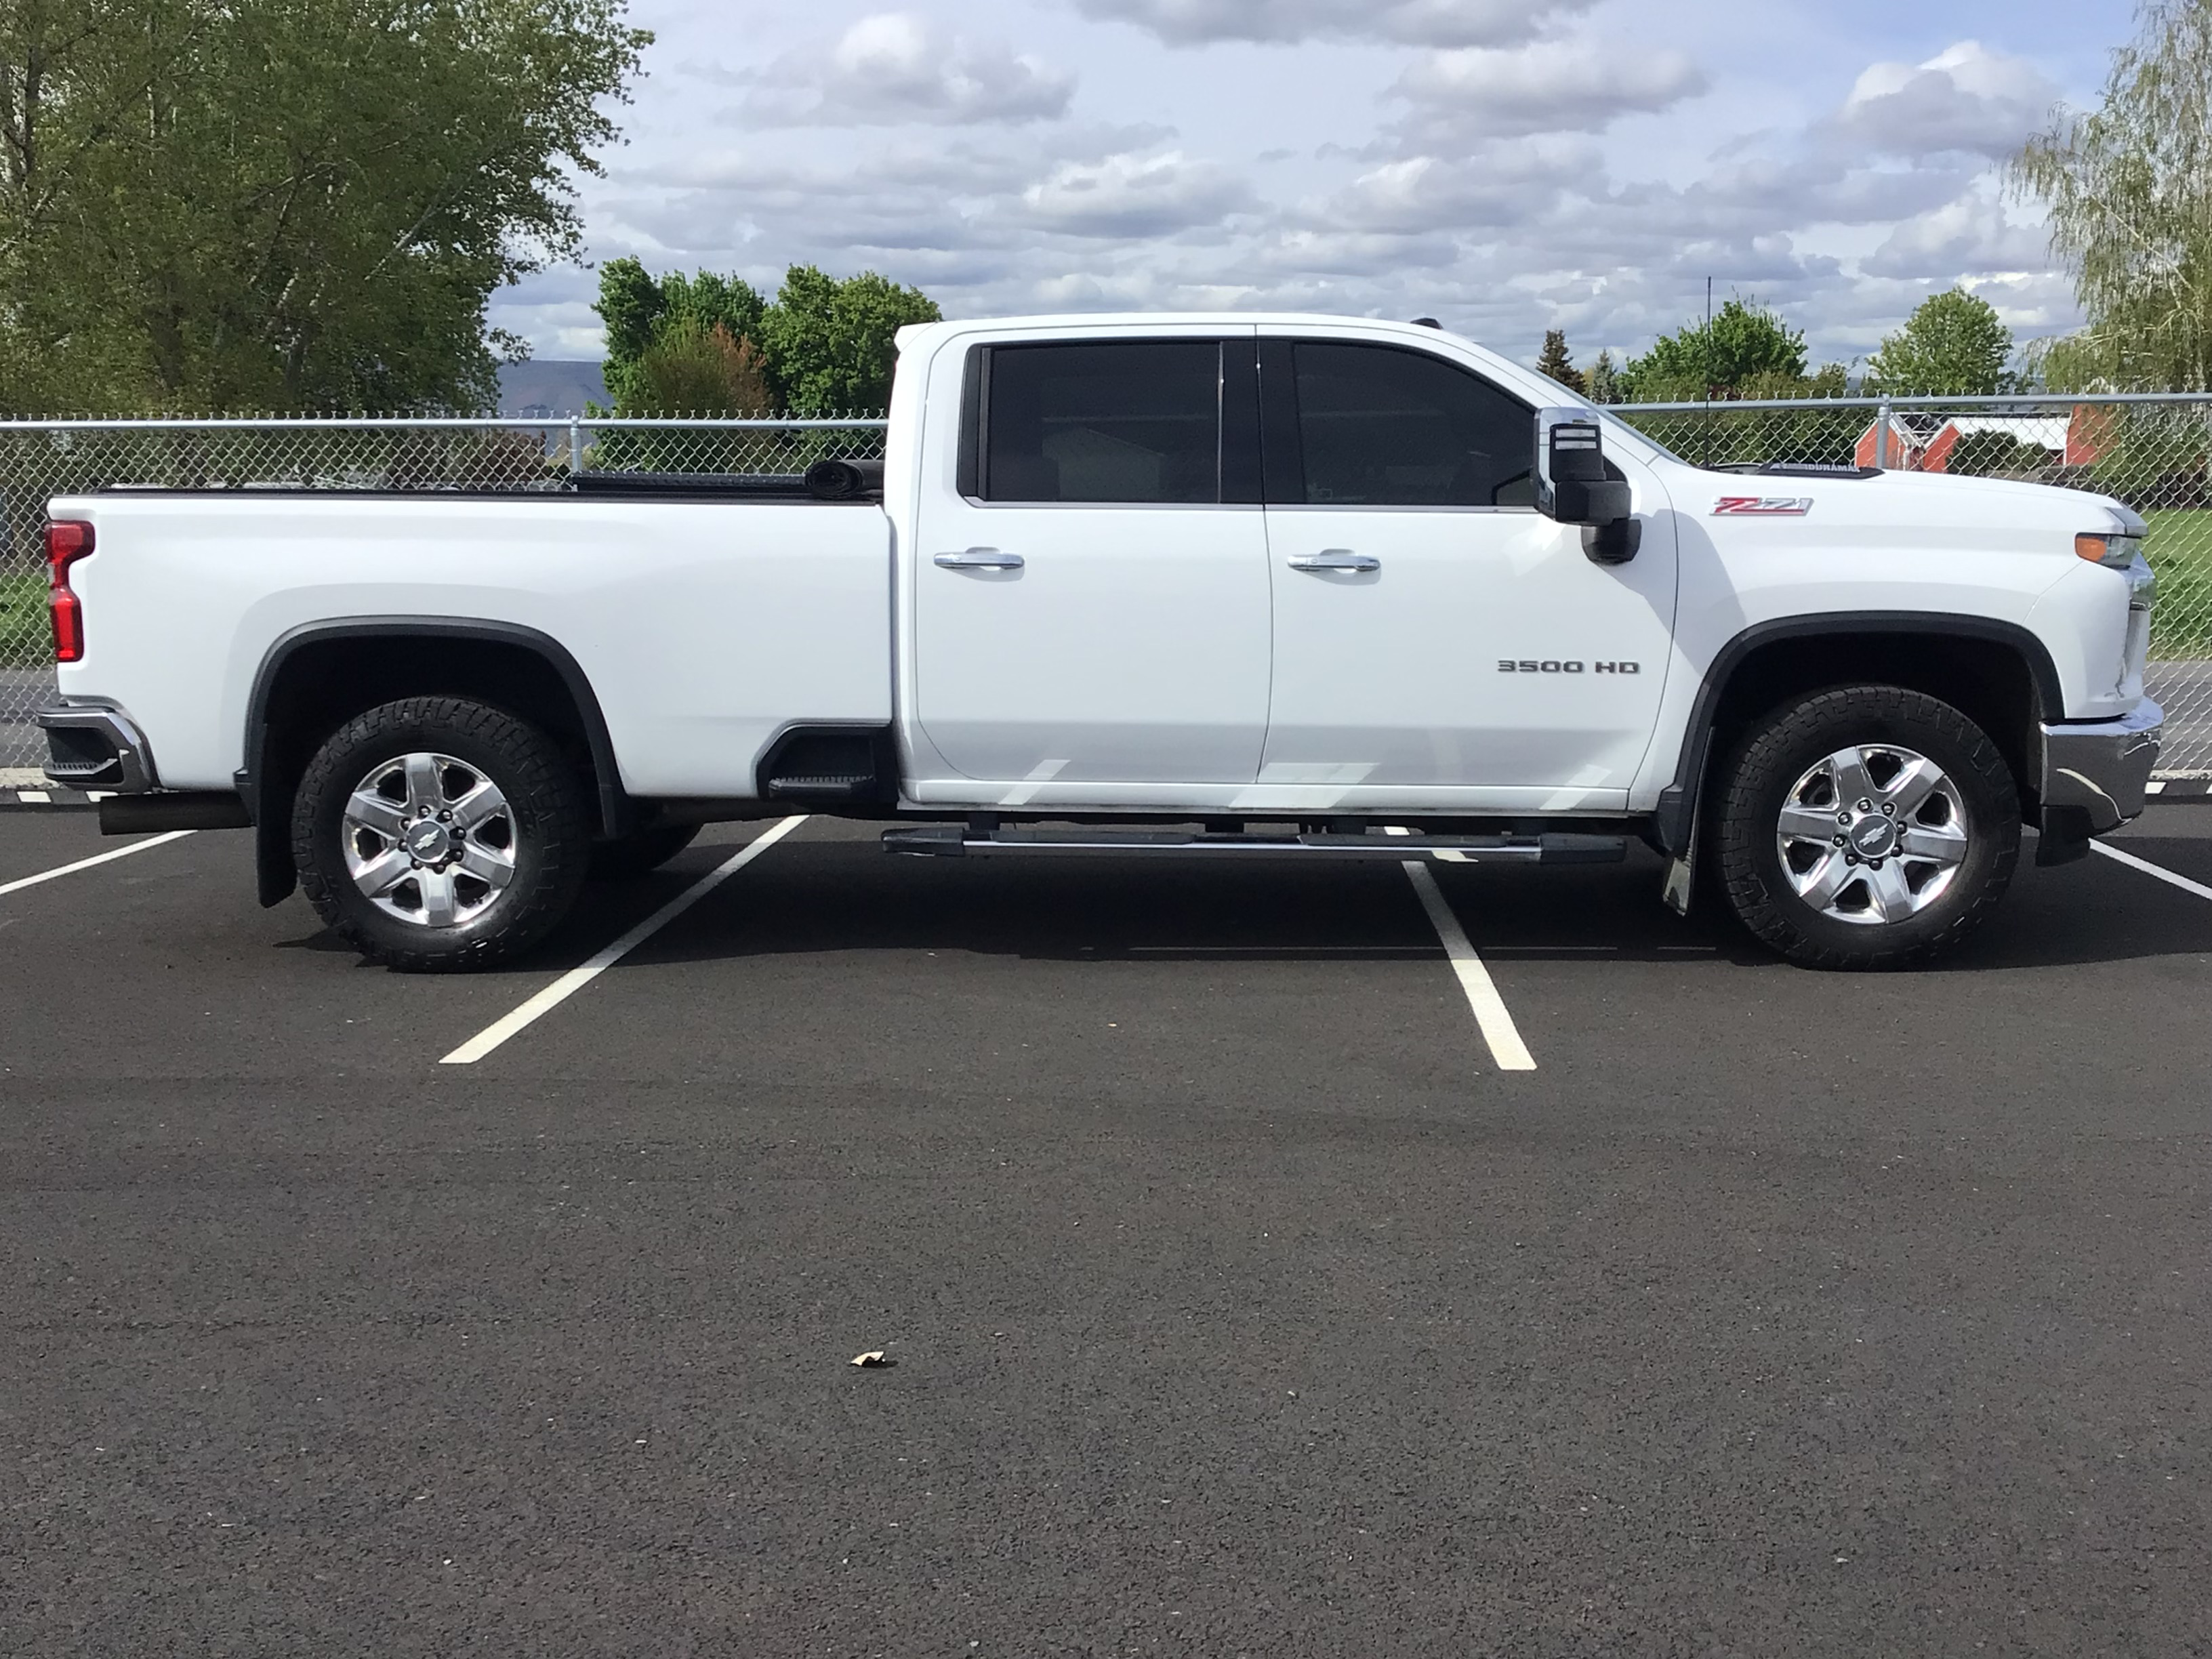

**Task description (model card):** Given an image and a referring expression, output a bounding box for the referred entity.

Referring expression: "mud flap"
[1660,797,1700,916]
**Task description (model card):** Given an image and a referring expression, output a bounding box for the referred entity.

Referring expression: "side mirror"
[1534,407,1640,565]
[1535,409,1629,526]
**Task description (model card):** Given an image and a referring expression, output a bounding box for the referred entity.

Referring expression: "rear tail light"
[45,519,93,663]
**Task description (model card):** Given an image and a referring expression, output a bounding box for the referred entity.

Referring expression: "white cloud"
[1019,149,1260,237]
[1072,0,1595,48]
[490,2,2096,375]
[1832,41,2060,159]
[745,13,1073,127]
[1386,39,1708,142]
[1862,195,2055,279]
[1321,136,1602,233]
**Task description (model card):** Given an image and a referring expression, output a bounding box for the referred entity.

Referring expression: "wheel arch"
[1654,613,2060,856]
[244,618,629,906]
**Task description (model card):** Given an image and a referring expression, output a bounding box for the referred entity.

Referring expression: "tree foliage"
[596,262,941,416]
[1621,298,1807,401]
[1865,287,2017,394]
[596,258,769,411]
[1582,349,1622,405]
[2011,0,2212,390]
[754,266,941,415]
[1946,430,2043,476]
[632,320,773,415]
[1534,328,1582,394]
[0,0,649,415]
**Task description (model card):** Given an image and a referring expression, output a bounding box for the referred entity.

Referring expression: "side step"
[883,826,1626,863]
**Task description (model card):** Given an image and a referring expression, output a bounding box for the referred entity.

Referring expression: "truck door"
[912,333,1272,792]
[1256,334,1677,809]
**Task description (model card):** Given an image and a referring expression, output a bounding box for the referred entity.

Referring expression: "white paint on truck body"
[54,310,2148,819]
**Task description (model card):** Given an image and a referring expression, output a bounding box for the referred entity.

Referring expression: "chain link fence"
[1,401,2207,775]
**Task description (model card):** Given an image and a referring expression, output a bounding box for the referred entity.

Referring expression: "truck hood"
[1697,466,2143,537]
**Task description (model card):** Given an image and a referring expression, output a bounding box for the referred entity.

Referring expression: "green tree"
[631,319,773,414]
[1946,430,2043,476]
[1534,328,1582,394]
[1583,349,1622,405]
[0,0,650,414]
[1864,287,2016,394]
[1622,297,1807,401]
[594,257,668,408]
[756,266,942,414]
[596,259,768,411]
[2011,0,2212,390]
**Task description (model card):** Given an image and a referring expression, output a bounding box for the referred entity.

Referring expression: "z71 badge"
[1713,496,1813,516]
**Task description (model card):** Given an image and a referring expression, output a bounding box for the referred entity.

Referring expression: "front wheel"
[1713,685,2020,970]
[293,697,591,972]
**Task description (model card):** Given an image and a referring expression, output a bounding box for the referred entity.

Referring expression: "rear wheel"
[293,697,590,972]
[1713,684,2019,970]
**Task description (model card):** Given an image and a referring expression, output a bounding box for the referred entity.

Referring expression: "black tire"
[590,822,700,880]
[1713,684,2020,970]
[292,697,590,972]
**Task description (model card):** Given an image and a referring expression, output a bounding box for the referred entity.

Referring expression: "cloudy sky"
[489,0,2125,376]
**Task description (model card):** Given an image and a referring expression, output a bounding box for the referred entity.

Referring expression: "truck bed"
[52,491,895,798]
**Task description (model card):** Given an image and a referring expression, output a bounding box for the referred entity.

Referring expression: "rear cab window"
[961,338,1261,506]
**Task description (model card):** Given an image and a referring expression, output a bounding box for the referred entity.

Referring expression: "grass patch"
[0,572,48,670]
[2144,510,2212,661]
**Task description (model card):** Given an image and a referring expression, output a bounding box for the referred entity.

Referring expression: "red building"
[1853,411,2076,472]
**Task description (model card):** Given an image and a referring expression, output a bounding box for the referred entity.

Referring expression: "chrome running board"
[883,826,1626,863]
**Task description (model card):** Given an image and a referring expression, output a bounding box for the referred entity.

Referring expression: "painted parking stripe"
[2091,839,2212,903]
[1399,861,1537,1072]
[441,816,808,1066]
[0,830,196,898]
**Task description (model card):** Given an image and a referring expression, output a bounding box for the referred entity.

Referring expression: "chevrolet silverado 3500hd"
[35,314,2160,971]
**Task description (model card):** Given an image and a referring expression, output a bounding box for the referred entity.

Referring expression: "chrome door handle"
[935,548,1025,570]
[1288,550,1380,573]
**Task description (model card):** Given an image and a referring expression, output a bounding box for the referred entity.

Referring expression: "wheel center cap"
[405,819,453,861]
[1848,817,1898,858]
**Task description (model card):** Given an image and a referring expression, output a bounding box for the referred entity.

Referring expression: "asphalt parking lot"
[3,806,2209,1656]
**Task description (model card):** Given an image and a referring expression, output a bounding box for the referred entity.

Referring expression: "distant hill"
[496,359,607,417]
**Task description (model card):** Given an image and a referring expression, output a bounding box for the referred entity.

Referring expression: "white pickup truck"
[37,314,2160,972]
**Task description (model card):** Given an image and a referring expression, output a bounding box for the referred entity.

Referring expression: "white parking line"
[1399,861,1537,1072]
[441,816,808,1066]
[0,830,196,898]
[2091,838,2212,903]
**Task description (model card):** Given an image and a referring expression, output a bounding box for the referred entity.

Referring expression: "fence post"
[568,416,583,478]
[1875,395,1893,470]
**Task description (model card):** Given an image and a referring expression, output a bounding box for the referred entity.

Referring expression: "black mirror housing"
[1534,408,1631,528]
[1551,476,1632,524]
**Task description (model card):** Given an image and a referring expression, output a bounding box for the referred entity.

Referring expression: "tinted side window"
[1290,343,1534,508]
[984,342,1221,504]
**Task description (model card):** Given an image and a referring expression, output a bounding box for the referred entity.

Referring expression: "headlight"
[2076,531,2144,569]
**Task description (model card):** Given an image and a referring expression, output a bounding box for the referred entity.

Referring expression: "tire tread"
[291,697,588,972]
[1713,684,2020,970]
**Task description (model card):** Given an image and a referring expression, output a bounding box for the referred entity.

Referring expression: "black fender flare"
[241,617,630,906]
[1652,612,2063,856]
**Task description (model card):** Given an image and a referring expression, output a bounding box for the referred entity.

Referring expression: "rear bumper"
[35,703,157,792]
[38,702,250,832]
[2043,698,2162,834]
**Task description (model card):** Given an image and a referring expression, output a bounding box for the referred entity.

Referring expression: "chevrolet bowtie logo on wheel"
[1713,496,1814,516]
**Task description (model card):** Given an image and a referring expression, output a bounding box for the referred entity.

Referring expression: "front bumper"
[2042,697,2162,833]
[35,703,158,792]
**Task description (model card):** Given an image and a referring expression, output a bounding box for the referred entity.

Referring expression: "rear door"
[1258,333,1676,807]
[911,331,1271,792]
